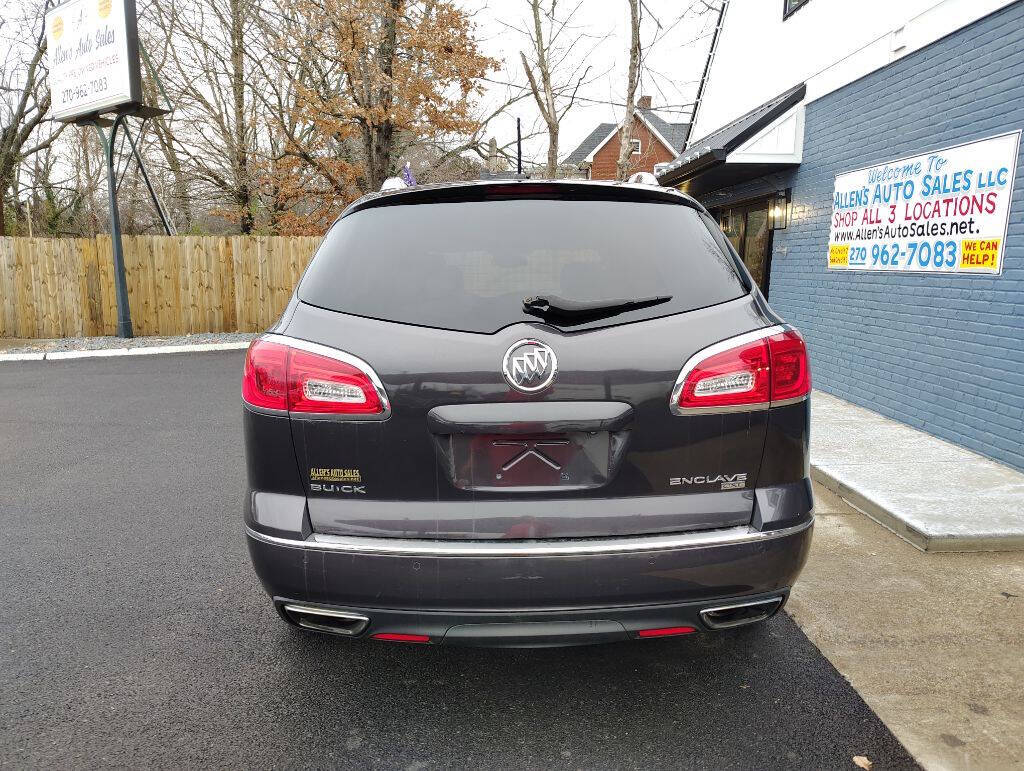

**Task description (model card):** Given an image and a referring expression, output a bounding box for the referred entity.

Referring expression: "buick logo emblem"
[502,339,557,393]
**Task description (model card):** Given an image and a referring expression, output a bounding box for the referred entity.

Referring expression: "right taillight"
[766,329,811,403]
[671,326,810,414]
[242,336,389,416]
[675,337,771,411]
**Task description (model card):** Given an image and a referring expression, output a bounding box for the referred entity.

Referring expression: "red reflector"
[636,626,697,638]
[371,633,431,643]
[242,337,386,415]
[767,329,811,402]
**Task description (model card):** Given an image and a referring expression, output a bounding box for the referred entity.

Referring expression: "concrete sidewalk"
[790,483,1024,770]
[810,391,1024,552]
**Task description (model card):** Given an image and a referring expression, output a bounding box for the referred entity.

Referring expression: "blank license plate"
[449,432,611,492]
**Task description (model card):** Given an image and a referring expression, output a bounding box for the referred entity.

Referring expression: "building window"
[630,139,641,155]
[713,194,787,297]
[783,0,808,19]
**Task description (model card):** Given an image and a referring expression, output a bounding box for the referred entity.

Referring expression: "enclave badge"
[502,339,558,393]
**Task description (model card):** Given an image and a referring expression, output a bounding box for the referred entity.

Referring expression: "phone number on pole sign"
[827,132,1020,275]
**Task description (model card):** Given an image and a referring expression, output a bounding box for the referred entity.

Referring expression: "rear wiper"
[522,294,672,324]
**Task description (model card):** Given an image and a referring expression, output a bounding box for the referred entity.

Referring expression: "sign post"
[46,0,167,338]
[94,114,134,338]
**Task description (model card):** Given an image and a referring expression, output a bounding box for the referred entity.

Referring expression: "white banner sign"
[828,132,1020,275]
[46,0,140,121]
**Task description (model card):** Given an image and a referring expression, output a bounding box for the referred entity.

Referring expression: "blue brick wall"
[700,2,1024,471]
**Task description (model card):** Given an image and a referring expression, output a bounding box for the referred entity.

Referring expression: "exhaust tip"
[700,596,784,630]
[282,604,369,636]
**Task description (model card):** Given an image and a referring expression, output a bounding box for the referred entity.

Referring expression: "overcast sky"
[2,0,719,167]
[467,0,721,166]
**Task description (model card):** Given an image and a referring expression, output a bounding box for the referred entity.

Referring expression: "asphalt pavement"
[0,352,918,769]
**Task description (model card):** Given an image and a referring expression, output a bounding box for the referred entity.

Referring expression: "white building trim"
[689,0,1017,144]
[726,104,805,165]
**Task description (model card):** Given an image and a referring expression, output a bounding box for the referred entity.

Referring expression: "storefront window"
[743,209,769,289]
[714,197,777,297]
[721,210,744,256]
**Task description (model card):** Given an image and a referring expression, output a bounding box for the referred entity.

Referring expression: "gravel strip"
[0,331,256,355]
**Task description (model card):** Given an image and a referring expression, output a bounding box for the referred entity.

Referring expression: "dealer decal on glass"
[827,131,1020,275]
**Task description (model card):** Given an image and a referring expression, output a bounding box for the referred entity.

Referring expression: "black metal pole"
[99,115,134,339]
[516,118,522,175]
[123,122,172,236]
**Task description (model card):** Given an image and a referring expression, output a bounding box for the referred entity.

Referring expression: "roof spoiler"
[347,180,702,219]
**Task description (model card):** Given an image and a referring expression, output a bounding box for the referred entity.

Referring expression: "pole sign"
[45,0,142,122]
[827,131,1020,275]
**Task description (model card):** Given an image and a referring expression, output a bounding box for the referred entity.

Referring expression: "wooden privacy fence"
[0,235,322,339]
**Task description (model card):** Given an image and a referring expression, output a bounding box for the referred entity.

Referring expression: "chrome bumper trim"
[245,518,812,558]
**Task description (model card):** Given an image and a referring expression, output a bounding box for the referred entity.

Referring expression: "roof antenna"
[516,118,522,175]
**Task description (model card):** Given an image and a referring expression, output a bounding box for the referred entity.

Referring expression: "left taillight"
[242,339,289,410]
[242,336,388,416]
[671,326,810,414]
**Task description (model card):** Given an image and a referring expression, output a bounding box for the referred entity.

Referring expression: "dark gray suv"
[242,179,813,647]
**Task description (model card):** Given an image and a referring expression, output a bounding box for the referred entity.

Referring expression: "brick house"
[563,96,689,180]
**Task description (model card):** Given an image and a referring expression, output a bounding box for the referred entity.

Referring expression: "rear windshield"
[298,198,746,333]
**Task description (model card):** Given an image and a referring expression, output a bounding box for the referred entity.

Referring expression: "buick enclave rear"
[242,179,813,647]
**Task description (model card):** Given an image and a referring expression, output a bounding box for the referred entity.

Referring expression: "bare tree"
[0,2,65,236]
[615,0,641,181]
[411,83,543,177]
[71,128,104,236]
[0,0,541,237]
[136,2,195,231]
[518,0,600,177]
[246,17,363,234]
[150,0,262,232]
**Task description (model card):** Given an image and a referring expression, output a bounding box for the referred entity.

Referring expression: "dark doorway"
[714,198,775,297]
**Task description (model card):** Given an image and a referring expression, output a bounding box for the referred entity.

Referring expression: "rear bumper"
[274,591,791,647]
[245,517,812,643]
